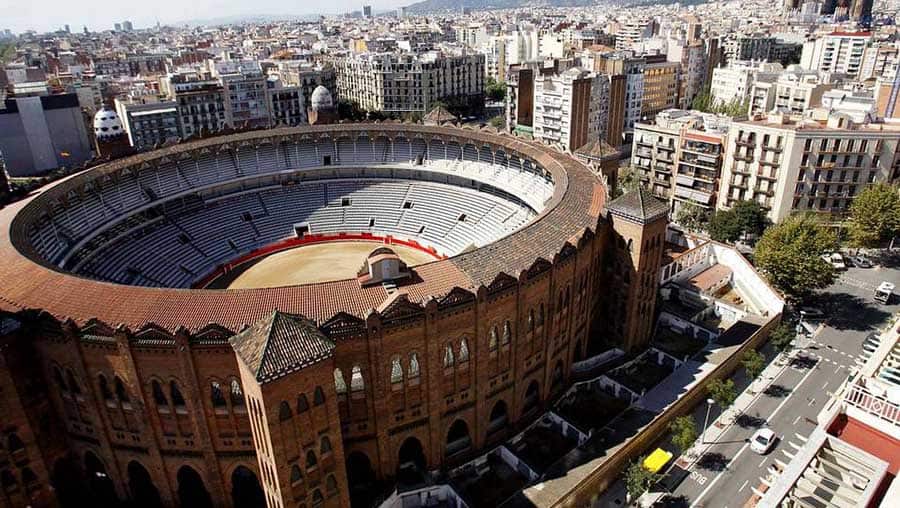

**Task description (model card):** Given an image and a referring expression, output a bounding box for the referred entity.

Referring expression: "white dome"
[310,86,333,112]
[93,108,123,140]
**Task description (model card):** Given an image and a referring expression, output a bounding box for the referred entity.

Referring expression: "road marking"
[835,365,842,373]
[822,381,829,390]
[689,361,819,508]
[758,457,767,468]
[808,397,816,406]
[792,415,801,425]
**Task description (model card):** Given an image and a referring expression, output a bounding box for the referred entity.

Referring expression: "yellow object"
[642,448,673,473]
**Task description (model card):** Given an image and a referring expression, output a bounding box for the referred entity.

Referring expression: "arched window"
[443,343,455,367]
[538,304,545,326]
[296,393,310,413]
[408,353,420,378]
[389,356,403,384]
[151,380,167,406]
[52,367,67,392]
[211,382,226,407]
[334,368,347,394]
[311,489,324,507]
[169,381,186,407]
[115,377,130,403]
[66,370,81,395]
[313,386,325,406]
[98,375,113,400]
[528,309,535,331]
[230,379,244,406]
[350,366,364,392]
[279,401,292,421]
[502,321,511,345]
[306,450,317,469]
[290,465,302,484]
[7,434,24,452]
[320,436,332,455]
[326,474,337,493]
[458,338,469,363]
[489,326,498,350]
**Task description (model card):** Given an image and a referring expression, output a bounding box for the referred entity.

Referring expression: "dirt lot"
[221,241,438,289]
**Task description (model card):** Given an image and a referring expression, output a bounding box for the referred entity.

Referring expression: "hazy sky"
[1,0,410,34]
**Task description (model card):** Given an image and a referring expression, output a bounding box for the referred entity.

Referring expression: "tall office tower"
[114,22,122,32]
[64,24,70,33]
[362,5,372,18]
[533,68,609,152]
[122,20,134,32]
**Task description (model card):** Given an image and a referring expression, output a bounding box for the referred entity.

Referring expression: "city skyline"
[1,0,409,33]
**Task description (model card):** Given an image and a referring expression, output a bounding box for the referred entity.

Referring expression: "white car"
[820,252,847,270]
[750,428,776,454]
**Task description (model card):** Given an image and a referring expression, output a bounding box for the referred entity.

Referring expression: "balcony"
[735,138,756,148]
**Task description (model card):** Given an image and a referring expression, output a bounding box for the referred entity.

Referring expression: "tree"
[707,378,737,411]
[846,183,900,248]
[676,202,709,233]
[742,350,766,389]
[668,415,698,455]
[708,200,770,243]
[708,209,744,243]
[754,214,838,300]
[488,115,505,129]
[691,92,714,113]
[614,166,641,198]
[768,322,795,352]
[485,77,507,102]
[624,458,657,502]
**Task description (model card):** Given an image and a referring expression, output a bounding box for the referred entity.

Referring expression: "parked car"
[823,252,846,270]
[799,307,825,320]
[852,255,873,268]
[750,428,777,454]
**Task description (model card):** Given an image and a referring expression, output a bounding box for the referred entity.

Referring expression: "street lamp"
[702,398,715,444]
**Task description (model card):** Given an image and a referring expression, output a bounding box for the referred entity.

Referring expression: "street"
[666,262,900,508]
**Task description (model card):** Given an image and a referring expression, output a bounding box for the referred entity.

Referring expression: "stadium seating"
[28,134,553,287]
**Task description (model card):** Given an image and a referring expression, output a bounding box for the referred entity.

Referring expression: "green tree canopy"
[847,183,900,248]
[768,322,795,352]
[708,200,770,243]
[668,415,698,455]
[676,202,710,233]
[485,77,507,102]
[707,378,737,410]
[754,214,837,300]
[614,166,641,198]
[625,458,658,501]
[742,350,765,380]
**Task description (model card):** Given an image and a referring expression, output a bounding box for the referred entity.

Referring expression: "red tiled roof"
[0,124,603,332]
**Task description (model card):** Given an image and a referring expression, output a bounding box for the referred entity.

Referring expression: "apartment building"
[215,61,270,128]
[641,55,681,120]
[332,52,485,114]
[723,35,803,66]
[718,110,900,223]
[667,41,707,109]
[114,98,180,149]
[801,31,873,77]
[163,71,229,138]
[266,79,305,127]
[710,60,783,107]
[748,66,841,116]
[533,67,609,152]
[590,51,645,142]
[859,43,899,81]
[615,18,653,51]
[632,109,730,214]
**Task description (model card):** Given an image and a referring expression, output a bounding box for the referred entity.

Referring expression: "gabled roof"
[606,188,669,225]
[230,311,335,385]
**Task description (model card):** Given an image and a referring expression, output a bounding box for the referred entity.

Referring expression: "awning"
[643,448,673,473]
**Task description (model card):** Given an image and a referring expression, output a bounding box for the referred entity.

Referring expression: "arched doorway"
[231,465,265,508]
[51,456,88,508]
[396,437,427,486]
[84,451,118,507]
[445,420,472,459]
[176,466,213,508]
[487,400,509,439]
[127,461,162,508]
[522,380,540,415]
[345,451,377,508]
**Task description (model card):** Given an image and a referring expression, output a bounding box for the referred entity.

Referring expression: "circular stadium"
[0,122,624,508]
[1,123,604,330]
